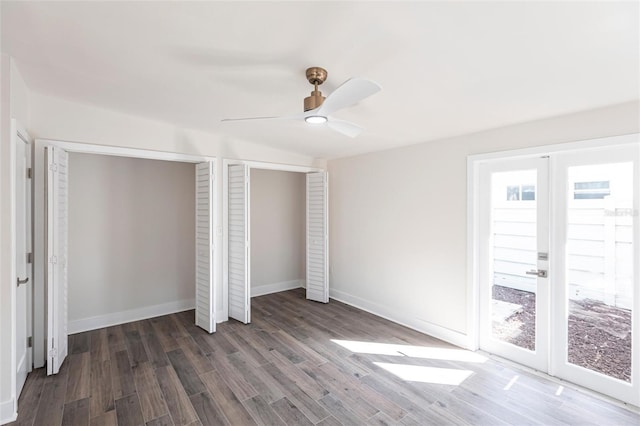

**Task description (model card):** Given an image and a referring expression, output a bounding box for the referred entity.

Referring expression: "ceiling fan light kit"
[305,115,328,124]
[221,66,381,138]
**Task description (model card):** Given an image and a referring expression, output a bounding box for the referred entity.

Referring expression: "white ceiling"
[2,1,638,159]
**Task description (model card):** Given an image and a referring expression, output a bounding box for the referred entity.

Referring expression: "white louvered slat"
[195,162,215,333]
[306,171,329,303]
[46,146,69,375]
[227,164,250,323]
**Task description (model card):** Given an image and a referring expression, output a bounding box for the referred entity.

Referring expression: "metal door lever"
[17,277,29,287]
[526,269,547,278]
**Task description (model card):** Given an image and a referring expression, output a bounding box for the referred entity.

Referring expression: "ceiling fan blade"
[318,77,381,116]
[221,116,281,122]
[327,118,364,138]
[221,112,305,123]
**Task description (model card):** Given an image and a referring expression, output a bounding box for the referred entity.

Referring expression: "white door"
[45,146,69,375]
[479,157,549,371]
[14,123,32,397]
[306,171,329,303]
[228,164,250,323]
[551,145,639,406]
[195,162,216,333]
[478,144,640,407]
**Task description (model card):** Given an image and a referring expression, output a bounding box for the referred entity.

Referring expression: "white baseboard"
[68,298,195,334]
[329,288,473,350]
[0,398,16,426]
[251,279,304,297]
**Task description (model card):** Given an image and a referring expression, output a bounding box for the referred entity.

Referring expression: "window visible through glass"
[506,184,535,201]
[574,181,610,199]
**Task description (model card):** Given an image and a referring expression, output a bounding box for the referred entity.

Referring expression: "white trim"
[8,120,17,421]
[0,397,17,425]
[222,160,230,322]
[224,158,323,173]
[468,133,639,163]
[68,298,195,335]
[329,288,472,350]
[35,138,216,163]
[466,155,480,350]
[251,279,304,298]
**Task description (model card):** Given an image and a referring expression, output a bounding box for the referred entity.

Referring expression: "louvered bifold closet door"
[228,164,250,323]
[45,146,69,375]
[195,162,215,333]
[306,171,329,303]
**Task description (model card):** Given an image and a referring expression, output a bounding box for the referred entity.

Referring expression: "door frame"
[33,138,217,368]
[468,132,640,404]
[222,159,325,322]
[7,120,33,419]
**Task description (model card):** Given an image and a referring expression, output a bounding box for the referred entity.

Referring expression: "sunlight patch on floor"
[503,375,519,390]
[331,339,487,363]
[374,362,474,385]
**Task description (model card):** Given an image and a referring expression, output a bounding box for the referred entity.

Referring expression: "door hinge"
[27,252,33,264]
[49,255,58,264]
[48,338,56,357]
[28,336,32,348]
[27,167,32,179]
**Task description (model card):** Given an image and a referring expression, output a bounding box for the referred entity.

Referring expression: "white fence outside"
[492,164,633,310]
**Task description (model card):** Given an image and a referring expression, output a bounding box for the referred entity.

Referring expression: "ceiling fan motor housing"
[304,91,325,111]
[304,67,327,111]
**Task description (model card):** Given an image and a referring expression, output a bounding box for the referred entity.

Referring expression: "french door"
[479,156,550,372]
[479,144,639,406]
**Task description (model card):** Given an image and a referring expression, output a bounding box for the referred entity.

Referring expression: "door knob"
[17,277,29,287]
[526,269,547,278]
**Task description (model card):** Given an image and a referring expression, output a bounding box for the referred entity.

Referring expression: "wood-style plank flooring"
[11,289,640,425]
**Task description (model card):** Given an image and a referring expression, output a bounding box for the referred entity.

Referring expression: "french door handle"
[526,269,547,278]
[17,277,29,287]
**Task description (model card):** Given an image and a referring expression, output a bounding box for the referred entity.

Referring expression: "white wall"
[28,92,321,167]
[250,169,305,296]
[67,153,195,332]
[328,101,640,348]
[0,55,30,424]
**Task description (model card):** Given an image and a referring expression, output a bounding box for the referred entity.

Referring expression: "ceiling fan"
[221,67,381,138]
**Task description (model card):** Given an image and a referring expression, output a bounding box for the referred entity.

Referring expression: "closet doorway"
[33,140,217,375]
[223,161,328,324]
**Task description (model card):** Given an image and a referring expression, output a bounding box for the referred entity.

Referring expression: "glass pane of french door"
[565,162,633,382]
[490,169,538,351]
[553,144,639,407]
[479,157,549,372]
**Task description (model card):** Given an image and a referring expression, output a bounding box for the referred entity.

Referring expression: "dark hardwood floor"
[11,289,640,425]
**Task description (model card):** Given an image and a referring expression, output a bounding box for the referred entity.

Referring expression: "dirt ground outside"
[492,285,631,382]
